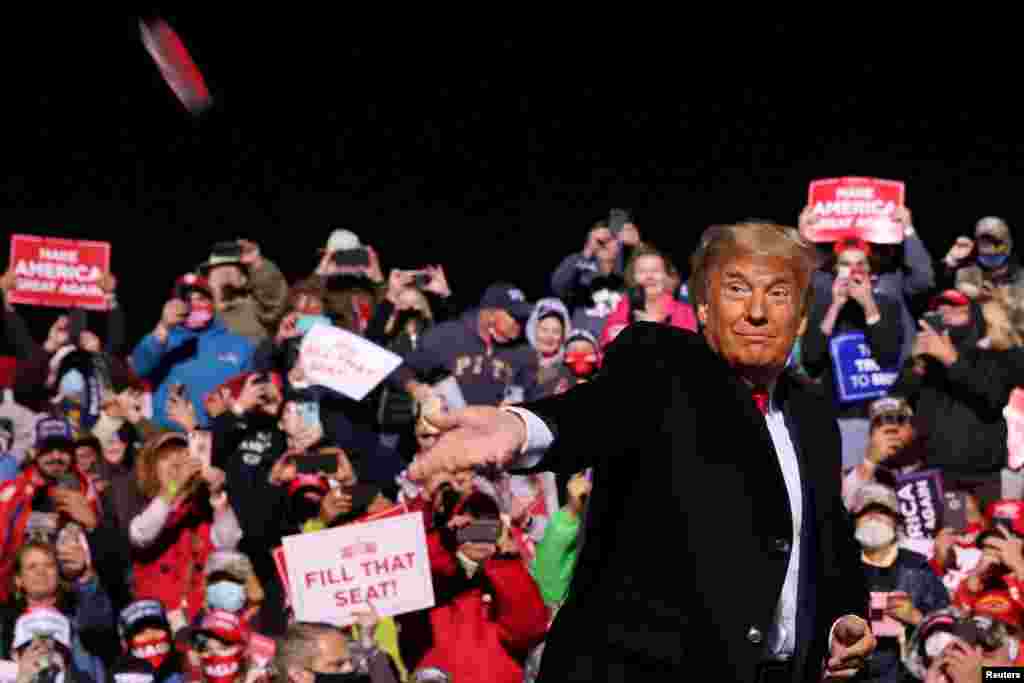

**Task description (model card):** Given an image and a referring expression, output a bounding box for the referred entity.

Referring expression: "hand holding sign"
[914,319,959,367]
[805,178,905,244]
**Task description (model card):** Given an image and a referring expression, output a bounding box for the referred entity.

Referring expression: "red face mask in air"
[564,350,599,378]
[131,631,171,670]
[186,300,215,330]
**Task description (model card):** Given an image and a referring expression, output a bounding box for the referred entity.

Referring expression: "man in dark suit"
[408,222,876,682]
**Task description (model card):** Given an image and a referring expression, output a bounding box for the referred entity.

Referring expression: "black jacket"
[522,324,868,683]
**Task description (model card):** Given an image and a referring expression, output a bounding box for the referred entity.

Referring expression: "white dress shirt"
[504,398,856,663]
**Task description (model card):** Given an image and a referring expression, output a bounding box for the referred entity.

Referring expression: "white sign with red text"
[282,512,434,626]
[299,324,402,401]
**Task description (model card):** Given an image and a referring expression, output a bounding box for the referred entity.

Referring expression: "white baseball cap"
[13,608,72,651]
[325,229,361,253]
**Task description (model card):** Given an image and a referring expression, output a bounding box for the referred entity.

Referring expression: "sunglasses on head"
[872,414,910,428]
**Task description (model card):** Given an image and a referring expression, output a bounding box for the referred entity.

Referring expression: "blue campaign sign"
[829,331,899,404]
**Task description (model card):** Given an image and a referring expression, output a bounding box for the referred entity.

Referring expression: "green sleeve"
[530,507,581,606]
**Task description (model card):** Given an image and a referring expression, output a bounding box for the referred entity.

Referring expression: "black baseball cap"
[480,283,532,321]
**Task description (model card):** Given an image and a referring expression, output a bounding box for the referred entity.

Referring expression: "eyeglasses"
[872,414,910,428]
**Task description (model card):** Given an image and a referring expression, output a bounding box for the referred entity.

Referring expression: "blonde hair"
[135,432,194,500]
[624,245,670,289]
[688,222,820,315]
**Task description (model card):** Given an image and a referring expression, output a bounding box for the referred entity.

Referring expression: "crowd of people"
[0,208,1022,683]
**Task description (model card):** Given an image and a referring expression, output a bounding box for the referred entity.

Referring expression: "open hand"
[406,407,527,482]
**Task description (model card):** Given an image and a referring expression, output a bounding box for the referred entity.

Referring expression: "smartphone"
[331,248,370,267]
[869,592,904,637]
[294,401,322,433]
[922,311,948,335]
[293,453,339,475]
[943,491,970,533]
[455,519,501,545]
[608,208,631,236]
[188,430,213,471]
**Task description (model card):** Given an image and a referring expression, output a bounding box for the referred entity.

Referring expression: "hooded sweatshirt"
[390,310,541,407]
[525,299,573,397]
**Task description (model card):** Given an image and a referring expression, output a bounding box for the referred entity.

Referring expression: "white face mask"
[855,518,896,549]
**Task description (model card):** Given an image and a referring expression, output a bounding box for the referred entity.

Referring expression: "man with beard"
[132,275,256,431]
[850,483,950,683]
[391,283,541,409]
[0,417,99,602]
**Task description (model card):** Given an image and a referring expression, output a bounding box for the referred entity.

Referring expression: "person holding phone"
[395,487,547,683]
[128,432,242,622]
[197,240,290,345]
[892,288,1024,503]
[849,484,950,682]
[132,275,256,431]
[801,237,905,469]
[951,526,1024,631]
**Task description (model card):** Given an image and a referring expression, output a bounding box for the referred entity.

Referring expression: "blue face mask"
[978,252,1010,270]
[206,580,246,613]
[58,370,86,401]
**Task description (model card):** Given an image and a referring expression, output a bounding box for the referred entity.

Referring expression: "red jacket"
[0,464,99,603]
[396,529,548,683]
[599,293,697,350]
[131,500,216,621]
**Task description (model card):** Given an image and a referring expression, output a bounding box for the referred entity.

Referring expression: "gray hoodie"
[526,298,572,365]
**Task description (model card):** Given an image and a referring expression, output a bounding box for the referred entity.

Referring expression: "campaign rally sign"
[1005,388,1024,470]
[8,234,110,310]
[895,469,944,540]
[829,331,899,404]
[282,511,434,625]
[299,324,402,401]
[805,177,905,244]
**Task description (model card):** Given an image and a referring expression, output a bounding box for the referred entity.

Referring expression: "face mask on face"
[186,301,215,330]
[206,580,246,613]
[131,631,171,670]
[855,518,896,549]
[564,351,598,378]
[978,252,1011,270]
[200,651,242,683]
[58,370,86,402]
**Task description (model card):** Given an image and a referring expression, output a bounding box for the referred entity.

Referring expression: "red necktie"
[751,388,770,415]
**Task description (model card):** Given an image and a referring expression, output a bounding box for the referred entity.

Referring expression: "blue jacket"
[131,318,255,430]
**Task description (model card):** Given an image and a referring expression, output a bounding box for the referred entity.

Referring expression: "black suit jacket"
[522,323,868,683]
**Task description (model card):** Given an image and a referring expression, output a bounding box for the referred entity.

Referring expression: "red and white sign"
[1005,388,1024,470]
[8,234,110,310]
[805,178,905,244]
[299,324,402,401]
[282,511,434,626]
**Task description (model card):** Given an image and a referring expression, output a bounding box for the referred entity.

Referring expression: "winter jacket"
[216,258,290,343]
[529,508,580,608]
[131,318,255,430]
[129,496,243,621]
[860,548,950,683]
[598,292,697,350]
[396,529,548,683]
[0,464,100,603]
[390,310,542,407]
[890,317,1024,478]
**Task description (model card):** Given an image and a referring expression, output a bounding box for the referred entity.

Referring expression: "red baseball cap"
[172,273,213,300]
[985,500,1024,535]
[833,237,872,257]
[187,610,248,646]
[929,289,970,310]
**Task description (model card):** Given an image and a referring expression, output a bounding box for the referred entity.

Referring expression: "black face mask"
[312,671,370,683]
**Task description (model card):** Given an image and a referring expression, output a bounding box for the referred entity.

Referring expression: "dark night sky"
[4,16,1024,346]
